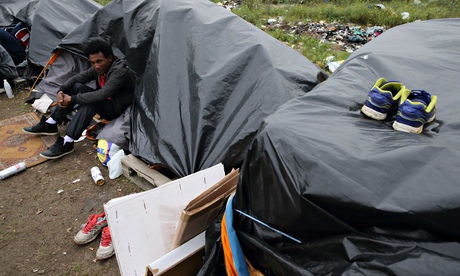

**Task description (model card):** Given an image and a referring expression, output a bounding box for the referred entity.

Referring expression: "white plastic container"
[0,162,26,180]
[91,166,105,186]
[3,79,14,99]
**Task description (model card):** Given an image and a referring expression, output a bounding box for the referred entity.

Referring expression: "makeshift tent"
[0,45,18,81]
[52,0,327,177]
[198,18,460,275]
[12,0,102,101]
[14,0,102,68]
[0,0,32,27]
[0,0,31,82]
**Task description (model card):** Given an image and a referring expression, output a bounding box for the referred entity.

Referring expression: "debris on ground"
[216,3,386,54]
[266,19,385,53]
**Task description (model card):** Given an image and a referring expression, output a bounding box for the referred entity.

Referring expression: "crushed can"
[91,166,105,186]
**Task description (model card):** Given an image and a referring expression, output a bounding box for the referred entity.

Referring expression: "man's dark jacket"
[59,57,136,115]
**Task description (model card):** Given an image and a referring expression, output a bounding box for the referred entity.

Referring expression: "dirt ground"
[0,86,143,275]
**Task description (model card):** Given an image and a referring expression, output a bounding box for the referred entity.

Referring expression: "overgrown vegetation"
[95,0,460,68]
[229,0,459,68]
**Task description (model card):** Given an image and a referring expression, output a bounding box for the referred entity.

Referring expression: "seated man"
[23,38,136,159]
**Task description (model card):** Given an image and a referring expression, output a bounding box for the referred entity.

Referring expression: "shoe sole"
[392,114,436,134]
[96,250,115,260]
[40,149,75,159]
[361,105,387,120]
[74,232,100,245]
[22,129,58,135]
[392,121,423,134]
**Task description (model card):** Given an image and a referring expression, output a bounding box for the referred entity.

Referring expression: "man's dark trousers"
[50,83,119,140]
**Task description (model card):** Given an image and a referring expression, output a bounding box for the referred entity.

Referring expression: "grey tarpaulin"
[0,45,18,79]
[14,0,102,67]
[0,0,31,27]
[57,0,327,177]
[97,106,132,151]
[206,18,460,275]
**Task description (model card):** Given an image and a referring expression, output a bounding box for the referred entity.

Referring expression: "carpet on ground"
[0,112,55,170]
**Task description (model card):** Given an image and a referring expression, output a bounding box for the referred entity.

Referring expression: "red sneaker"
[96,226,115,260]
[74,212,107,245]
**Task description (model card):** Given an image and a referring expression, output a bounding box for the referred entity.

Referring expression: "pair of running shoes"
[361,78,437,134]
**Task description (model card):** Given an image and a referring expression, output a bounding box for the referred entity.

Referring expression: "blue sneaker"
[361,78,409,120]
[392,90,437,134]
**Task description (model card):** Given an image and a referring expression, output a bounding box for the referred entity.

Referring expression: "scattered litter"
[63,252,66,255]
[74,130,86,143]
[267,18,277,25]
[57,189,64,194]
[35,209,43,215]
[401,12,410,19]
[66,227,72,233]
[72,179,81,183]
[326,60,344,73]
[31,94,53,113]
[219,0,239,10]
[92,258,97,263]
[286,21,385,53]
[74,188,80,192]
[89,247,94,251]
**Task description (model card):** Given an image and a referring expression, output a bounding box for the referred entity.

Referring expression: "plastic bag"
[96,139,121,166]
[107,149,125,179]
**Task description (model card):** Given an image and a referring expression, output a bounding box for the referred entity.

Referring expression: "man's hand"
[57,91,71,108]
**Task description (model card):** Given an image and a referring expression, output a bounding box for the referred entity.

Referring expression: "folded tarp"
[57,0,327,177]
[224,18,460,274]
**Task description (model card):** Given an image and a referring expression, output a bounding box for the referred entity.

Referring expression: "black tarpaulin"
[57,0,327,177]
[224,18,460,275]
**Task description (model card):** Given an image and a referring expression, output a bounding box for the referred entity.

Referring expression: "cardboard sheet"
[104,163,225,276]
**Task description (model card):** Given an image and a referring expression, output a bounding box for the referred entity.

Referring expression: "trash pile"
[217,0,241,10]
[266,18,385,53]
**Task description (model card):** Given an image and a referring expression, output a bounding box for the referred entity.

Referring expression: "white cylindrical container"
[0,162,26,180]
[91,166,105,186]
[3,79,14,99]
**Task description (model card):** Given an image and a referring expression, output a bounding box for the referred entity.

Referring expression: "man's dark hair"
[84,38,113,58]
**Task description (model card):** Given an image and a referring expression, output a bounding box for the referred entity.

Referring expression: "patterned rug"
[0,112,56,170]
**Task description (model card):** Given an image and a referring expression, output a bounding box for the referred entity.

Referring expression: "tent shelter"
[214,18,460,275]
[14,0,102,68]
[0,0,31,27]
[0,0,101,97]
[52,0,327,177]
[19,0,101,99]
[0,45,18,81]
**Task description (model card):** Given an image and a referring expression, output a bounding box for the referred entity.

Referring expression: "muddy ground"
[0,86,143,275]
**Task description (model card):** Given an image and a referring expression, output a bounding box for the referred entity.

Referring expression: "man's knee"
[71,83,94,94]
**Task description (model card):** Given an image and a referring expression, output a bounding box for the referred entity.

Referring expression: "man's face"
[89,52,113,75]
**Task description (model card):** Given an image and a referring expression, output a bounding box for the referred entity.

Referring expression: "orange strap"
[28,49,62,97]
[221,212,238,276]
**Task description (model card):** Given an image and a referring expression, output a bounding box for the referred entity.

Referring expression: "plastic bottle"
[0,162,26,180]
[3,79,14,99]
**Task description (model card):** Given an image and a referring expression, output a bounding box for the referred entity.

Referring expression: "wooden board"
[121,154,172,190]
